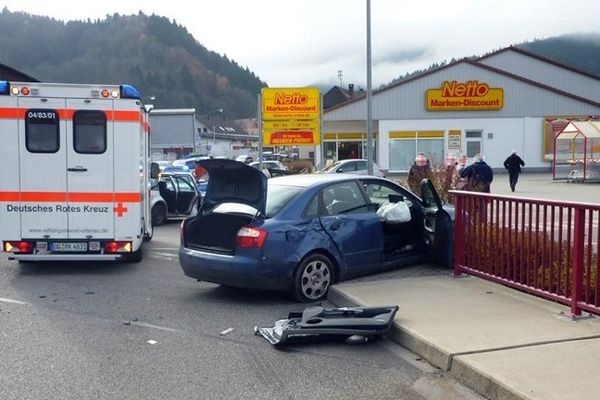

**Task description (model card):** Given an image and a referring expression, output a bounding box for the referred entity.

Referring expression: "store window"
[389,131,444,171]
[322,133,378,168]
[465,130,482,158]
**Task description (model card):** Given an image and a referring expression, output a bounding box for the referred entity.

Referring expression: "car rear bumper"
[9,254,123,261]
[179,246,292,290]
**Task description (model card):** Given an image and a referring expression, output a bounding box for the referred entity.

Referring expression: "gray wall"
[480,50,600,103]
[150,113,195,147]
[324,61,600,121]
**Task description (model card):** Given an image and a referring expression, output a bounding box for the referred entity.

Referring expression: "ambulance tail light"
[120,85,140,100]
[104,241,132,253]
[0,81,9,95]
[3,241,34,254]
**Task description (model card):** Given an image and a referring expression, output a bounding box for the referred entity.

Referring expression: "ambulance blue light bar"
[0,81,9,95]
[120,84,140,99]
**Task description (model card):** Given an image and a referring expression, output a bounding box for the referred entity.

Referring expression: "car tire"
[292,254,335,303]
[151,203,167,226]
[126,244,143,263]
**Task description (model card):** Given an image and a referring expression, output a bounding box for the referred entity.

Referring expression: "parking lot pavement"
[490,171,599,202]
[329,172,600,400]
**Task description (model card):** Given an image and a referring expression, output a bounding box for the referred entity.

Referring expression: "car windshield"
[321,161,342,172]
[212,184,303,218]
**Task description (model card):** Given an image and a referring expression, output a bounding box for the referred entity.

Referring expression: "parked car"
[249,161,288,171]
[151,172,201,226]
[318,159,386,177]
[235,155,254,164]
[179,159,453,302]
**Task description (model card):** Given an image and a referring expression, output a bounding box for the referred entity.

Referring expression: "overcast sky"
[2,0,599,88]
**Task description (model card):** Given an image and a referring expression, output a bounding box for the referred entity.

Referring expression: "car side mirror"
[150,162,160,179]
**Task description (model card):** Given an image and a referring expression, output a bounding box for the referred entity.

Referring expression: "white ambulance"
[0,81,153,262]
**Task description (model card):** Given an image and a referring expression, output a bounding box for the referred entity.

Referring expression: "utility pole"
[366,0,374,175]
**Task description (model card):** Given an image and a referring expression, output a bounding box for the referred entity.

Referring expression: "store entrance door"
[338,141,361,160]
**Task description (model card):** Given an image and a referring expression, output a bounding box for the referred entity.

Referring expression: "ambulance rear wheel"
[127,244,143,263]
[152,203,167,226]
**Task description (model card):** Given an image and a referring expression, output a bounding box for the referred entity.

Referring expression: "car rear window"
[73,110,107,154]
[25,109,60,153]
[212,184,302,218]
[266,184,303,217]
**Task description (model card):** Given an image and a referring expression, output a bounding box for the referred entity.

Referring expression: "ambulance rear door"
[65,98,115,239]
[17,97,69,239]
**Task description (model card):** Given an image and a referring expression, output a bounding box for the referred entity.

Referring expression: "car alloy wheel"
[294,254,334,302]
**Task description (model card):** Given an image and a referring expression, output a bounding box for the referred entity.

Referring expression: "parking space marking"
[0,297,28,306]
[129,321,186,333]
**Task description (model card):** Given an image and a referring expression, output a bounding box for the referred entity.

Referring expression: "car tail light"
[104,241,132,253]
[3,241,34,253]
[236,226,268,248]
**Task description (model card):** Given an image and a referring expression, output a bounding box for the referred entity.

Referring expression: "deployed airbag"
[377,201,411,223]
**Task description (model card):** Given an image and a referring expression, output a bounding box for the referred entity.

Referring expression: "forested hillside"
[520,33,600,77]
[388,33,600,87]
[0,9,266,118]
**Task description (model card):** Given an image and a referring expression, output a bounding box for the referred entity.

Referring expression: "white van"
[0,81,152,262]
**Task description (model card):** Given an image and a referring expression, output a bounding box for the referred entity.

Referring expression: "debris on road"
[254,305,399,346]
[147,340,157,345]
[220,328,235,336]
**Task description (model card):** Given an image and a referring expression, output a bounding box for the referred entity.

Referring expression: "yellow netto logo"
[426,80,504,111]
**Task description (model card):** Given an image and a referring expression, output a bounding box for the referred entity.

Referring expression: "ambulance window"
[25,109,60,153]
[73,110,107,154]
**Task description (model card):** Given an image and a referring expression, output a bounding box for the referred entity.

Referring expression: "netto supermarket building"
[320,47,600,173]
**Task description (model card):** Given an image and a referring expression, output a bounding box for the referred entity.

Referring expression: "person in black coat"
[460,154,493,193]
[503,150,525,192]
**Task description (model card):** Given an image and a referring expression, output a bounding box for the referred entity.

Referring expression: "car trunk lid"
[197,159,267,215]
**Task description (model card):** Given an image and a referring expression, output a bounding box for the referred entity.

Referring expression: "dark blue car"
[179,159,453,302]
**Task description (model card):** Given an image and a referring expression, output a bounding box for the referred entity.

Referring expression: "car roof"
[270,173,381,188]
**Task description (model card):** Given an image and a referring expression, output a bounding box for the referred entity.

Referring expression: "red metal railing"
[452,190,600,317]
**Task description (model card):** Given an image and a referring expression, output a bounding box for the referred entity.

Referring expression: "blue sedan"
[179,159,453,302]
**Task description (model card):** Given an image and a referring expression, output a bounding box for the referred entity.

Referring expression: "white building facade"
[321,47,600,173]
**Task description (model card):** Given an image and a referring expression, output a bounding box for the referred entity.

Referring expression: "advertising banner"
[261,87,320,120]
[426,80,503,111]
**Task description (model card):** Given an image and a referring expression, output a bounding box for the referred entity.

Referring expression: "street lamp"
[143,95,156,112]
[206,108,224,155]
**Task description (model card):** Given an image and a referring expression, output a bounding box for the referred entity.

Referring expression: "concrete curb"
[328,285,526,400]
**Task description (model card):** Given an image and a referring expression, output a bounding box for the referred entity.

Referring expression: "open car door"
[420,179,453,266]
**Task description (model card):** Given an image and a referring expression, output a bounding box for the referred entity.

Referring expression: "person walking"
[460,154,493,193]
[503,150,525,192]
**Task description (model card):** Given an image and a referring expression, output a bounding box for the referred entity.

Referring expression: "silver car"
[319,159,385,177]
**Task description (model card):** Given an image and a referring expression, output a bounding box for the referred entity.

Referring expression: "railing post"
[571,208,585,317]
[454,193,465,277]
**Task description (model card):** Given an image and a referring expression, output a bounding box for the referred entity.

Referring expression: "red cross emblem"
[113,202,128,217]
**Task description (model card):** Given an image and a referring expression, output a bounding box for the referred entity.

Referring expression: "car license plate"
[50,242,88,252]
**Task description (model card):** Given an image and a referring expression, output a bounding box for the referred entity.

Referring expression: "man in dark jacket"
[460,154,493,193]
[503,150,525,192]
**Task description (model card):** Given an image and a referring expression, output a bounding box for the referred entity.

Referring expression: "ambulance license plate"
[50,242,88,252]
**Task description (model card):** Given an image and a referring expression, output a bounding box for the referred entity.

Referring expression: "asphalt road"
[0,221,478,400]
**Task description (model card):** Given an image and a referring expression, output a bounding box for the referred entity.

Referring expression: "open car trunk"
[184,212,254,253]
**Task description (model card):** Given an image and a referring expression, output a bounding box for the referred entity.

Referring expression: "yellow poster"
[263,128,320,146]
[261,87,320,120]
